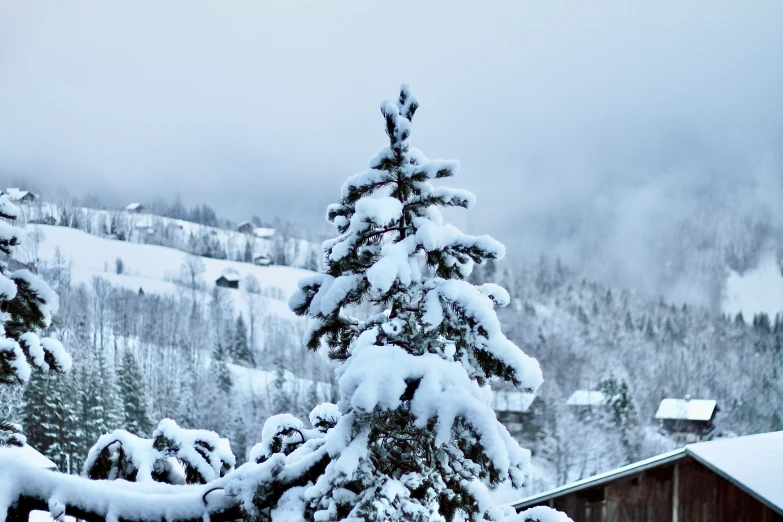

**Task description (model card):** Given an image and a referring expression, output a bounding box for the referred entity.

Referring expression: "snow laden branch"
[84,419,235,485]
[0,407,340,522]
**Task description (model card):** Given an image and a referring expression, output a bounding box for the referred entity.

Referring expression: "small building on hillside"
[655,397,718,443]
[511,430,783,522]
[3,188,38,204]
[215,272,240,289]
[126,202,145,213]
[253,254,271,266]
[28,215,57,225]
[237,220,255,234]
[566,390,606,418]
[492,389,539,438]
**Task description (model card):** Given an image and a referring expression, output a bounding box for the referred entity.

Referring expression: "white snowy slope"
[228,363,333,404]
[30,224,315,320]
[722,251,783,321]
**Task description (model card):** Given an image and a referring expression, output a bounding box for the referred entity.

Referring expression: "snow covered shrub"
[84,418,235,485]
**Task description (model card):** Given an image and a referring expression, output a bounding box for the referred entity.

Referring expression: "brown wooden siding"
[678,458,783,522]
[521,456,782,522]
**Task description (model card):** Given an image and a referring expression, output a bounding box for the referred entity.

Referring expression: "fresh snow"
[0,445,56,469]
[722,251,783,322]
[492,390,536,414]
[565,390,605,407]
[654,398,717,421]
[228,364,333,405]
[687,430,783,513]
[31,224,313,321]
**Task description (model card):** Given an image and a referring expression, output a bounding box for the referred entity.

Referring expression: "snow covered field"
[30,224,315,321]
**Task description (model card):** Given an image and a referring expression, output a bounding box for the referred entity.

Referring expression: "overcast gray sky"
[2,1,783,303]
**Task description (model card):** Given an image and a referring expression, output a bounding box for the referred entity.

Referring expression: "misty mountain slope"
[496,258,783,437]
[504,164,783,312]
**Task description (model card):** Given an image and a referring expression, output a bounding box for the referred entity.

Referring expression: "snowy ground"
[722,251,783,321]
[30,224,315,321]
[229,363,334,405]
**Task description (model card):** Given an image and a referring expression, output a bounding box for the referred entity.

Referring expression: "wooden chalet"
[510,430,783,522]
[566,390,606,419]
[655,397,718,443]
[125,202,145,213]
[215,272,240,289]
[492,389,538,437]
[236,220,255,234]
[3,188,38,204]
[253,254,272,266]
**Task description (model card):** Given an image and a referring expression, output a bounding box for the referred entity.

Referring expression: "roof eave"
[508,449,687,510]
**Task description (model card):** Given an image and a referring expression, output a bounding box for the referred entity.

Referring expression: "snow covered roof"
[0,444,57,469]
[565,390,605,407]
[4,188,36,201]
[688,430,783,513]
[237,220,254,230]
[254,227,275,238]
[492,389,536,413]
[218,272,240,282]
[510,431,783,515]
[655,398,717,421]
[125,202,144,211]
[508,448,687,509]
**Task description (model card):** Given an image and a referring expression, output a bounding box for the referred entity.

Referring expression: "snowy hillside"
[30,224,314,320]
[16,200,320,270]
[722,251,783,321]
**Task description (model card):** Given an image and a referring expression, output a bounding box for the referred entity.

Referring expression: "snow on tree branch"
[0,194,71,386]
[84,419,235,485]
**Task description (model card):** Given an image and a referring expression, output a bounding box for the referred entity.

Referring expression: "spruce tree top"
[289,85,544,521]
[292,84,541,390]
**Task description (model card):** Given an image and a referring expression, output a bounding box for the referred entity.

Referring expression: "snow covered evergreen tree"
[0,195,72,385]
[288,85,545,522]
[0,194,72,445]
[117,349,152,437]
[213,342,233,395]
[232,313,253,365]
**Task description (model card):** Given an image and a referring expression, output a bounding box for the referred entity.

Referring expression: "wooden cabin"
[3,188,38,204]
[566,390,606,419]
[215,273,240,289]
[237,220,255,234]
[511,430,783,522]
[655,397,718,443]
[253,254,272,266]
[125,202,145,213]
[492,389,538,438]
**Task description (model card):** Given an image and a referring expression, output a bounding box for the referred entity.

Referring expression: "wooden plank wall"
[527,457,782,522]
[678,458,783,522]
